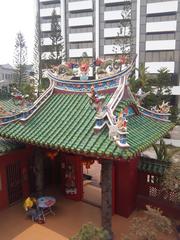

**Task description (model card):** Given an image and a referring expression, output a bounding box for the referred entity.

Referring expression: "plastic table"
[37,196,56,218]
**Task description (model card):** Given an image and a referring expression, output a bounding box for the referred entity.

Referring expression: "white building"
[37,0,180,108]
[0,64,15,93]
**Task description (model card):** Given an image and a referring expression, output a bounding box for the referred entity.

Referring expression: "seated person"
[24,196,40,221]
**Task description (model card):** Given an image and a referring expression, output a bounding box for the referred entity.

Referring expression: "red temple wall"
[0,147,33,210]
[114,156,140,217]
[137,171,180,219]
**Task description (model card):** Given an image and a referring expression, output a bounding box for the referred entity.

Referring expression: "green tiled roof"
[0,94,174,159]
[0,96,22,116]
[0,138,24,154]
[138,157,170,175]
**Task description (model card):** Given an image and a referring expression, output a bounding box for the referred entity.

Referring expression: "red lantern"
[47,150,58,160]
[83,159,94,169]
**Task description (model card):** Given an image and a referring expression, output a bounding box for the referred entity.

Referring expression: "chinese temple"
[0,58,174,238]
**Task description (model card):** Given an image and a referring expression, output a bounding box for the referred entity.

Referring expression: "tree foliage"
[14,32,28,87]
[19,82,36,102]
[49,9,64,65]
[129,64,151,92]
[152,139,170,162]
[162,161,180,204]
[152,68,172,104]
[129,65,174,111]
[113,0,132,59]
[70,223,110,240]
[122,205,172,240]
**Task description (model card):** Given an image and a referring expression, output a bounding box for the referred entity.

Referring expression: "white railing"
[68,0,93,12]
[139,106,171,122]
[69,16,93,27]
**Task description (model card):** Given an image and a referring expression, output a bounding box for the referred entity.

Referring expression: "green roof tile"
[0,94,174,159]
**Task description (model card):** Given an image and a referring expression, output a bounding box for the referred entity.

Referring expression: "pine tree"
[14,32,28,87]
[49,9,64,65]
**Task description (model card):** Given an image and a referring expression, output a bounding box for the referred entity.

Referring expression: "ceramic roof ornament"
[0,56,174,159]
[87,85,106,118]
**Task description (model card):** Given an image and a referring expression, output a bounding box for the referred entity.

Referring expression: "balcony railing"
[104,0,131,4]
[68,0,93,12]
[146,21,177,33]
[69,16,93,27]
[145,62,175,74]
[69,48,93,58]
[40,7,60,17]
[69,32,93,42]
[147,1,178,14]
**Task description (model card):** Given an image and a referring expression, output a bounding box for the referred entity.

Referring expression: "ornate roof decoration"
[87,67,132,148]
[0,80,55,126]
[0,56,174,159]
[86,59,171,149]
[0,94,173,160]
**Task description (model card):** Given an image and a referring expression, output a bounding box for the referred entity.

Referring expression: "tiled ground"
[0,192,176,240]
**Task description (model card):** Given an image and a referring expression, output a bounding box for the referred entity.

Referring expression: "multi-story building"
[135,0,180,107]
[38,0,61,66]
[65,0,132,59]
[38,0,132,61]
[37,0,180,107]
[0,64,15,93]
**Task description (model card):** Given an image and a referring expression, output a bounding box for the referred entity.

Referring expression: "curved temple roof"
[0,94,174,160]
[0,61,174,160]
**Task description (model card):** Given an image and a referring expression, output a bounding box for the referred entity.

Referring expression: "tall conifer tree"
[14,32,28,87]
[49,9,64,65]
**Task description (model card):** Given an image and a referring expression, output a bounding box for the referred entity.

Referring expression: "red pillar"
[114,156,140,218]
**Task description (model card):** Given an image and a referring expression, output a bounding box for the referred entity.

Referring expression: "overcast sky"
[0,0,36,66]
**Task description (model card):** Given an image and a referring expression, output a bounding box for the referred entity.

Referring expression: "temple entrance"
[6,160,23,205]
[28,148,62,195]
[82,160,102,207]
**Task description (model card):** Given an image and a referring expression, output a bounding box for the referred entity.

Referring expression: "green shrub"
[70,223,110,240]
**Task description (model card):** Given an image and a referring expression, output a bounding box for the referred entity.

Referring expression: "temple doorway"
[28,149,62,195]
[6,160,23,205]
[82,161,102,207]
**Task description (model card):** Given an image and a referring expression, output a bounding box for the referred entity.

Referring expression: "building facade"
[38,0,61,65]
[135,0,180,107]
[0,64,15,93]
[37,0,180,107]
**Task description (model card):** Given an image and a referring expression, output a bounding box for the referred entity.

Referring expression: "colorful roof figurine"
[0,59,174,160]
[0,80,55,125]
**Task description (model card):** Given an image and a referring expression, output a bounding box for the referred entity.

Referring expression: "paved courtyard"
[0,191,176,240]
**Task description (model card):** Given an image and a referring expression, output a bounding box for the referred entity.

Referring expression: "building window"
[147,174,155,184]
